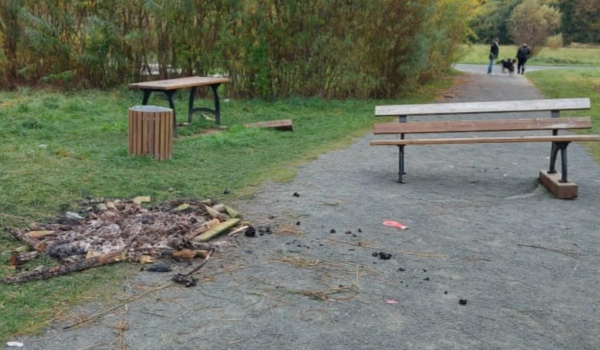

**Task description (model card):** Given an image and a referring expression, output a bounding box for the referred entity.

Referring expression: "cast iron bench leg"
[165,91,177,137]
[398,146,405,184]
[211,84,221,126]
[186,84,221,126]
[549,110,559,173]
[549,142,560,174]
[399,115,407,175]
[560,143,569,183]
[188,86,197,123]
[549,142,570,183]
[142,90,151,105]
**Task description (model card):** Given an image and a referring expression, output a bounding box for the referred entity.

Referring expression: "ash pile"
[4,197,249,284]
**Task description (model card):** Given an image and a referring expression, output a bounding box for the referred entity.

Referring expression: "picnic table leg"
[164,90,177,137]
[188,86,197,123]
[211,84,221,126]
[142,90,152,105]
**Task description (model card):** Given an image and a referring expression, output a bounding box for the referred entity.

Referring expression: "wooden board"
[375,98,590,116]
[245,119,294,131]
[373,117,592,134]
[129,76,230,91]
[370,135,600,146]
[539,171,578,199]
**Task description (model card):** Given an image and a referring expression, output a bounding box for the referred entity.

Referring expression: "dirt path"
[14,73,600,350]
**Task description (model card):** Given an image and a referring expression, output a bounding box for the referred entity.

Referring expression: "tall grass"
[0,0,476,98]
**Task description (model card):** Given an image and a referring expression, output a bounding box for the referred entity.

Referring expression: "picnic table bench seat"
[370,98,600,199]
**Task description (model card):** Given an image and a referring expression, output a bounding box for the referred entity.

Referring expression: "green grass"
[457,44,600,66]
[0,74,457,341]
[528,68,600,161]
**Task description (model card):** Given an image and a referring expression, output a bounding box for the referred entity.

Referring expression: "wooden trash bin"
[128,106,173,160]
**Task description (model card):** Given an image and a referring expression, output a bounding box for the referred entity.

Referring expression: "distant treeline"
[0,0,475,97]
[470,0,600,45]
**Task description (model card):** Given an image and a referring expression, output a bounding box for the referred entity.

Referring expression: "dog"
[499,59,516,75]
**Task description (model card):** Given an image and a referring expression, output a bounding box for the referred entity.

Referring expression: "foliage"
[0,0,475,98]
[470,0,599,46]
[507,0,561,55]
[469,0,522,44]
[558,0,600,44]
[528,68,600,161]
[546,33,563,50]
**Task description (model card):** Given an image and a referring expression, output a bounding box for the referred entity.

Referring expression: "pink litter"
[386,299,399,305]
[383,220,408,230]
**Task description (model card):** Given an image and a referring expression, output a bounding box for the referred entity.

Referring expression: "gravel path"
[454,63,597,74]
[12,72,600,350]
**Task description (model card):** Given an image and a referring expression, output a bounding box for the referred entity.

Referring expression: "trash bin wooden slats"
[128,106,173,160]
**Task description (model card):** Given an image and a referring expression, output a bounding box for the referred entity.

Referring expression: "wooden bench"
[129,76,230,136]
[370,98,600,199]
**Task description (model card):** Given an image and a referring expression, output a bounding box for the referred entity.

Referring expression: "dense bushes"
[0,0,476,97]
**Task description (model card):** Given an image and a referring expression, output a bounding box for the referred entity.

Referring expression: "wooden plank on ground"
[129,77,230,91]
[370,135,600,146]
[373,117,592,134]
[375,98,590,116]
[539,171,578,199]
[245,119,294,131]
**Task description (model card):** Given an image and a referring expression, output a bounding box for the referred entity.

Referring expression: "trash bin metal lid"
[129,106,173,113]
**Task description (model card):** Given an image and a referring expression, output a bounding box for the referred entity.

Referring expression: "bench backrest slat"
[373,117,592,135]
[375,98,590,117]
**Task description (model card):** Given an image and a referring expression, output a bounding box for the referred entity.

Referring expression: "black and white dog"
[499,59,516,75]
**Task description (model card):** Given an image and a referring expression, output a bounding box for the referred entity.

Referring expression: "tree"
[0,0,22,89]
[469,0,522,44]
[508,0,561,55]
[559,0,600,44]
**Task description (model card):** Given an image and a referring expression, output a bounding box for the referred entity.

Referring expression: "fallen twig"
[63,249,213,330]
[3,252,126,284]
[517,244,579,257]
[270,256,321,269]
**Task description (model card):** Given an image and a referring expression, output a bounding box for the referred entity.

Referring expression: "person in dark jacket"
[516,43,531,75]
[488,38,500,74]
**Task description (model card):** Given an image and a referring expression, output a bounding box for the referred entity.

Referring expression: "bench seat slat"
[370,135,600,146]
[375,98,590,116]
[374,117,592,134]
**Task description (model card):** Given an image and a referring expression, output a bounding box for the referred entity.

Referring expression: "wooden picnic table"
[129,76,230,136]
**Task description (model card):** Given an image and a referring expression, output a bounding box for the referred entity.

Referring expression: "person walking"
[516,43,531,75]
[488,38,500,74]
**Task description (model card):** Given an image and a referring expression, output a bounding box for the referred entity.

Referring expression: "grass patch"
[0,73,457,341]
[528,68,600,161]
[457,44,600,66]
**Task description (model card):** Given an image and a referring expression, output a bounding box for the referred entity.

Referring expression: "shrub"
[508,0,562,55]
[0,0,477,98]
[547,34,564,50]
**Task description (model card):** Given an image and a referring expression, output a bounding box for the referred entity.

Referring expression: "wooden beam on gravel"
[539,171,578,199]
[245,119,294,131]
